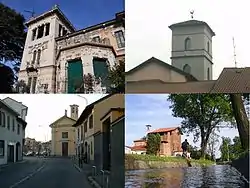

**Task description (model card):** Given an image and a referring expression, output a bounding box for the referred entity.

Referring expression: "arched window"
[207,41,210,53]
[183,64,191,74]
[207,68,210,80]
[185,37,191,50]
[32,50,37,64]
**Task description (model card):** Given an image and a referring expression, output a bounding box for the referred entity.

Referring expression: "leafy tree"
[220,137,231,161]
[0,3,26,89]
[108,59,125,93]
[207,130,220,160]
[146,133,161,155]
[230,94,249,150]
[168,94,234,158]
[230,136,244,160]
[0,64,14,93]
[14,79,30,93]
[83,73,95,93]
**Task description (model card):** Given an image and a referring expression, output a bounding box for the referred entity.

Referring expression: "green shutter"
[67,60,83,93]
[93,58,109,87]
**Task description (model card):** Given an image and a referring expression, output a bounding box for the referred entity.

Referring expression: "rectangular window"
[0,140,4,156]
[63,28,67,36]
[1,112,5,127]
[92,36,101,43]
[32,28,37,41]
[77,128,80,139]
[32,51,37,65]
[62,132,68,138]
[12,118,15,132]
[114,30,125,48]
[32,77,37,94]
[80,126,83,140]
[7,116,10,130]
[17,124,20,135]
[45,23,50,36]
[89,115,93,129]
[27,77,32,93]
[37,25,44,39]
[59,24,62,37]
[37,50,41,65]
[84,121,87,133]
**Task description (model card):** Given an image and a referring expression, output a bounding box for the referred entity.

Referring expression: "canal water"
[125,165,248,188]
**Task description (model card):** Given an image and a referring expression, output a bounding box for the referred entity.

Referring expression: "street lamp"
[77,95,88,107]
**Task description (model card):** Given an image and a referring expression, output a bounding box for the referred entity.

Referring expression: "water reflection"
[125,165,248,188]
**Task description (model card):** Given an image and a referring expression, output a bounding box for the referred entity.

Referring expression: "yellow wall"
[93,94,125,134]
[51,116,76,156]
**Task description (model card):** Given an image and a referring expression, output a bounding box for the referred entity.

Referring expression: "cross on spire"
[190,10,194,19]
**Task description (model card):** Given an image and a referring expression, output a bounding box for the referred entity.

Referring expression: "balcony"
[26,62,38,73]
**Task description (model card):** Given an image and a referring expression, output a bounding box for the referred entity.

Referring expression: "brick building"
[148,127,182,156]
[130,127,182,156]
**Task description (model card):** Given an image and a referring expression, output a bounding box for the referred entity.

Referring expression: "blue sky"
[125,94,239,157]
[1,0,124,29]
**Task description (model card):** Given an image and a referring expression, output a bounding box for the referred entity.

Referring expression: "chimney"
[70,104,79,120]
[65,110,67,116]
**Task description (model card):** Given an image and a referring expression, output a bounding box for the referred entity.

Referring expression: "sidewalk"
[71,156,108,188]
[0,159,27,170]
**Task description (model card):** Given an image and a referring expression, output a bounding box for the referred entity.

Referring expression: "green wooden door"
[93,58,109,87]
[67,60,83,93]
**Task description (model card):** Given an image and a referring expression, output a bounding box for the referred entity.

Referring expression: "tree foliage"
[83,73,95,93]
[146,133,161,155]
[0,64,14,93]
[0,3,26,91]
[220,137,231,161]
[108,58,125,93]
[0,3,26,72]
[220,136,244,161]
[168,94,234,158]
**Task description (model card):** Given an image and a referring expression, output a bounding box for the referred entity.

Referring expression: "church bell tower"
[169,12,215,80]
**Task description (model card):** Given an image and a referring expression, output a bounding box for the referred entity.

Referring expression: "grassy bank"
[125,154,215,170]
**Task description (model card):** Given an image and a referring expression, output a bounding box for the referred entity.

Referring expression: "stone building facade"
[49,105,78,156]
[18,6,125,94]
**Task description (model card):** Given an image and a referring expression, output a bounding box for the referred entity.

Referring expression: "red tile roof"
[133,139,146,142]
[148,127,179,134]
[129,145,146,151]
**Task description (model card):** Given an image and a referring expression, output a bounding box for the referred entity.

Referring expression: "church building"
[126,17,215,85]
[18,5,125,94]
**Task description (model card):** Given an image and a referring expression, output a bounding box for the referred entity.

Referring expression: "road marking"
[73,164,82,172]
[9,164,45,188]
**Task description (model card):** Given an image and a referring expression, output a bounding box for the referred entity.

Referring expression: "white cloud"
[0,94,106,142]
[126,0,250,79]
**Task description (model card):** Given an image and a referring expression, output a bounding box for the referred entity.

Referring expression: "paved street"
[0,157,93,188]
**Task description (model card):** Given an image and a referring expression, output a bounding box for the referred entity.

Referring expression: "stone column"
[43,24,46,37]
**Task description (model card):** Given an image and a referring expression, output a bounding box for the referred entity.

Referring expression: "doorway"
[16,142,21,162]
[62,142,68,156]
[102,117,111,170]
[7,145,14,163]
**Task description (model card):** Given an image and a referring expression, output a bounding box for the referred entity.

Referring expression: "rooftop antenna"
[233,37,237,68]
[190,10,194,19]
[24,8,35,18]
